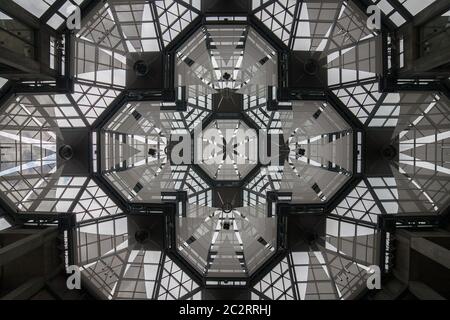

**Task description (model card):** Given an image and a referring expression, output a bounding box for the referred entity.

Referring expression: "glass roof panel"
[254,0,297,46]
[176,25,277,91]
[155,0,200,46]
[0,212,11,230]
[72,1,201,88]
[278,101,353,203]
[177,199,277,279]
[0,78,7,89]
[253,216,378,300]
[45,0,88,30]
[398,0,436,16]
[0,92,122,215]
[75,215,200,300]
[12,0,56,18]
[332,180,382,223]
[254,0,377,52]
[252,256,295,300]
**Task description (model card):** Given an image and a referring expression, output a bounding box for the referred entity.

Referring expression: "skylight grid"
[398,0,436,16]
[292,0,342,51]
[370,0,407,27]
[333,81,382,125]
[254,0,298,45]
[13,0,57,18]
[155,0,199,46]
[46,0,88,30]
[252,257,295,300]
[332,180,382,223]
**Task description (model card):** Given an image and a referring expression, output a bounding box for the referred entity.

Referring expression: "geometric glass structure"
[0,0,449,302]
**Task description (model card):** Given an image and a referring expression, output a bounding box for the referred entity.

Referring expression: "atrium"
[0,0,449,301]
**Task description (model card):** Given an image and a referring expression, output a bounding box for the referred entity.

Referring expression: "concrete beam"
[0,277,46,300]
[409,281,446,300]
[0,48,41,75]
[0,227,58,267]
[0,0,59,37]
[407,50,450,74]
[0,228,39,235]
[0,43,58,81]
[410,237,450,269]
[413,1,450,26]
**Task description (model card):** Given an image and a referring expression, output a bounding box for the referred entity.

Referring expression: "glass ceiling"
[0,0,449,301]
[199,119,258,181]
[99,23,354,204]
[76,215,201,300]
[70,0,201,88]
[176,25,277,92]
[252,216,377,300]
[96,19,357,282]
[177,199,277,279]
[369,0,437,27]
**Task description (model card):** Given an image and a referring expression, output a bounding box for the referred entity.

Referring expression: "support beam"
[395,1,450,78]
[0,1,62,81]
[409,281,446,300]
[385,0,414,22]
[39,0,67,25]
[408,50,450,75]
[0,277,46,300]
[413,1,450,26]
[0,227,58,267]
[0,48,41,75]
[410,237,450,270]
[0,0,60,38]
